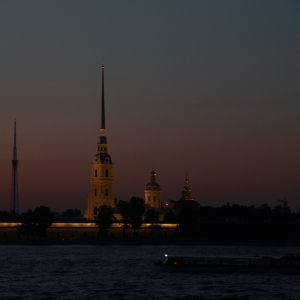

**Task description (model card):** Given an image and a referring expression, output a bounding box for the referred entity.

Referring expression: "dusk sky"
[1,0,300,213]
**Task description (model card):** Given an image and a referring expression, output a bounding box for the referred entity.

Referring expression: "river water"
[0,245,299,300]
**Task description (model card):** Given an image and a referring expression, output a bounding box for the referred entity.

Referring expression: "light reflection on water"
[0,245,299,300]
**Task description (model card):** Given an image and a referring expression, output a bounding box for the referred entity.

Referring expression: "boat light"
[165,254,168,257]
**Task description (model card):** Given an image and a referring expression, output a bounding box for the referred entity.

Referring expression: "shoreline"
[0,238,299,247]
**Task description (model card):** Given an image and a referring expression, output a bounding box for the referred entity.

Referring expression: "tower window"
[105,170,109,177]
[95,170,98,177]
[94,189,97,196]
[105,189,109,196]
[104,147,106,151]
[148,196,150,202]
[154,196,156,202]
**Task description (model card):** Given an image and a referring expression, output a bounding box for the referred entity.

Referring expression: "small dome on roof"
[146,181,160,187]
[145,170,161,190]
[145,181,161,191]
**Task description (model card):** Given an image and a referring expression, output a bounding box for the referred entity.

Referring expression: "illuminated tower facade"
[10,119,19,214]
[144,170,161,208]
[84,65,114,220]
[180,176,193,200]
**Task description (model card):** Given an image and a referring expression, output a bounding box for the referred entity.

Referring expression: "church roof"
[145,181,161,191]
[145,181,160,187]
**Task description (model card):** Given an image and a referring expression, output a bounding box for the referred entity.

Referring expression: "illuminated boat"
[154,254,300,274]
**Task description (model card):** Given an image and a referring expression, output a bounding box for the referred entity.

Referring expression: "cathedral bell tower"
[84,65,115,220]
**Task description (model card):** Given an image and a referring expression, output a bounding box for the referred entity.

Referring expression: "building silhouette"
[144,170,161,208]
[84,65,114,220]
[180,176,193,201]
[10,119,19,214]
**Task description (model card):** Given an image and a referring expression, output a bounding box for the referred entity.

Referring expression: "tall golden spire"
[101,64,105,130]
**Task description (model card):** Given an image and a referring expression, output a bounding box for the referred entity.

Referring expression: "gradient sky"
[1,0,300,213]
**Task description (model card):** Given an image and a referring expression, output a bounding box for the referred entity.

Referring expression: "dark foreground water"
[0,245,299,300]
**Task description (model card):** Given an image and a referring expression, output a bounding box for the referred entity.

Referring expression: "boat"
[153,254,300,274]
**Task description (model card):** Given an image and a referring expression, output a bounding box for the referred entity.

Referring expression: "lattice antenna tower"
[10,119,19,214]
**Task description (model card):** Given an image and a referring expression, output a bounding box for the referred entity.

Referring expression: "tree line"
[1,198,299,240]
[0,208,82,221]
[164,200,300,237]
[170,201,299,223]
[2,197,160,240]
[94,197,160,237]
[16,206,53,240]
